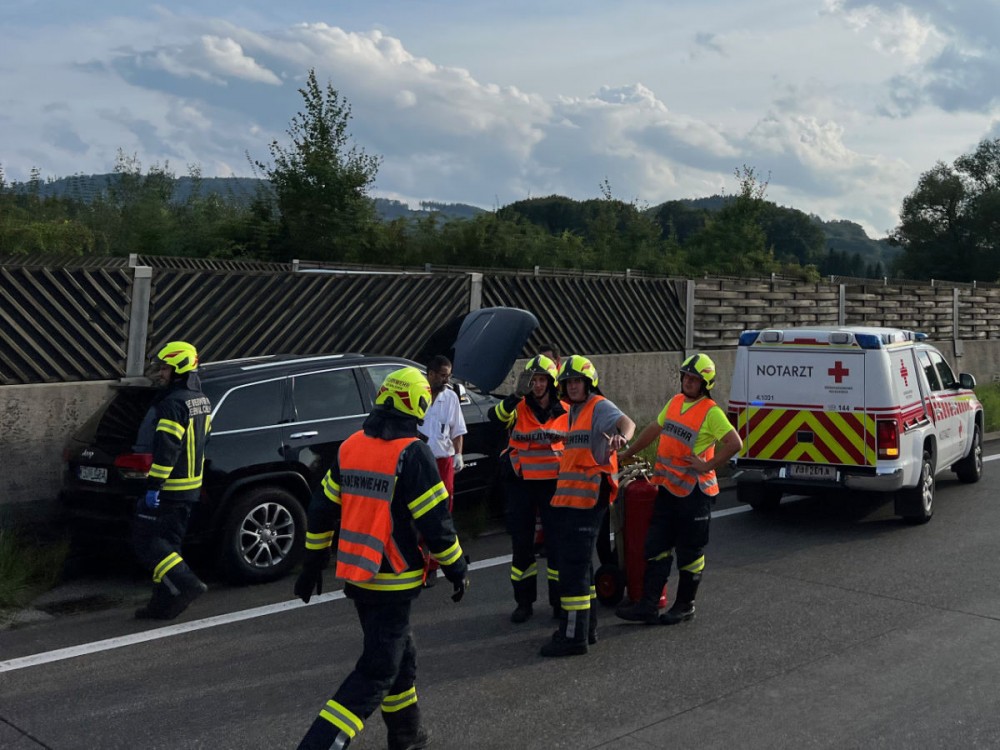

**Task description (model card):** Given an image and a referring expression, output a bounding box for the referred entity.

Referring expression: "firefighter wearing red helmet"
[490,354,568,624]
[616,353,742,625]
[294,366,469,750]
[540,355,635,657]
[132,340,212,621]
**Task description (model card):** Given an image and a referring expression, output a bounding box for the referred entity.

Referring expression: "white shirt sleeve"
[419,388,466,458]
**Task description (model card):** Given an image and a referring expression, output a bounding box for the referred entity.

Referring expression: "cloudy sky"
[2,1,998,238]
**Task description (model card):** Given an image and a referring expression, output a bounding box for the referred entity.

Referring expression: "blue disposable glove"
[144,489,160,509]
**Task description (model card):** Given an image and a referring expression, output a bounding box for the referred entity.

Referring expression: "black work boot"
[540,608,589,657]
[614,599,659,624]
[135,583,173,620]
[616,561,668,623]
[660,573,700,626]
[539,632,588,658]
[384,704,431,750]
[297,721,352,750]
[511,602,533,624]
[157,564,207,620]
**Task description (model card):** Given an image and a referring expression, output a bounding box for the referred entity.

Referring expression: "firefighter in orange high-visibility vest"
[540,356,635,657]
[293,366,469,750]
[616,353,742,625]
[490,354,568,624]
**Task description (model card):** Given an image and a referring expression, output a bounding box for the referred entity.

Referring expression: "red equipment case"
[595,463,667,607]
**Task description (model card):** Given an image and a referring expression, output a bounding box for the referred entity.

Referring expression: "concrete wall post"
[125,266,152,378]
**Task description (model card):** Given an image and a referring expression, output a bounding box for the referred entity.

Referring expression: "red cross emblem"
[899,359,909,386]
[828,360,850,383]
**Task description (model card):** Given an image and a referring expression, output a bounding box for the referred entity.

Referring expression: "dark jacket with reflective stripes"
[145,372,212,502]
[305,405,468,602]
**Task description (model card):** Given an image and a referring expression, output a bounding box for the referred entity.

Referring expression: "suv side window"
[929,351,957,389]
[359,364,407,399]
[213,380,284,432]
[916,350,942,391]
[292,369,365,422]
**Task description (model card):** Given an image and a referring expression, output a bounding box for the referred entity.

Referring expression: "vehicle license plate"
[78,466,108,484]
[788,464,836,481]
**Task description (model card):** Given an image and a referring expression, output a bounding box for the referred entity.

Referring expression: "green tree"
[685,166,778,276]
[252,69,381,262]
[892,138,1000,282]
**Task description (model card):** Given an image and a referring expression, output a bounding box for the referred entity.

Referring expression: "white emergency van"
[727,326,983,523]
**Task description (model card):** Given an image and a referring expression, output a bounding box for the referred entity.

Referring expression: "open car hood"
[418,307,538,392]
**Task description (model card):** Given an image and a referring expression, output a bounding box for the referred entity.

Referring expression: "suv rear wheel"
[220,486,306,583]
[897,450,934,525]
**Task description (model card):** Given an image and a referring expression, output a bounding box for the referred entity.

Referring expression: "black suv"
[61,353,508,583]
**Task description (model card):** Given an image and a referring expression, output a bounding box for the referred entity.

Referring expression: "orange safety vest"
[507,400,569,480]
[551,395,619,509]
[335,434,413,583]
[651,394,719,497]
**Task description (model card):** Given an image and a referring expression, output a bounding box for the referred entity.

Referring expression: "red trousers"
[425,456,455,576]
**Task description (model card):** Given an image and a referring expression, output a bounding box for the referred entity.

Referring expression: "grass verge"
[976,382,1000,433]
[0,527,70,611]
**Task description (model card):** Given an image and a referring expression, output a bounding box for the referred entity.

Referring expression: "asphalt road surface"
[4,454,1000,749]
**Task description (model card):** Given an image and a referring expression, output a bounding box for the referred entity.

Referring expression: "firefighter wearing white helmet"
[490,354,568,624]
[616,353,742,626]
[539,355,636,657]
[294,366,469,750]
[132,340,212,621]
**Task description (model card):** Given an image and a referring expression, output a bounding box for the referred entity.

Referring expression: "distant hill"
[15,174,894,267]
[16,173,486,223]
[668,196,898,270]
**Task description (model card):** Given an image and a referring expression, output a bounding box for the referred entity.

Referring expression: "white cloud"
[3,2,1000,240]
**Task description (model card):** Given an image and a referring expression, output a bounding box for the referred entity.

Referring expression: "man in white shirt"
[418,355,467,587]
[418,355,467,506]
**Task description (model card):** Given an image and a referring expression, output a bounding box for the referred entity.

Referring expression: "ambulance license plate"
[788,464,836,481]
[78,466,108,484]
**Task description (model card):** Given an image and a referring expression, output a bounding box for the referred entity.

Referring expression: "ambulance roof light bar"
[760,330,782,343]
[855,333,882,349]
[738,330,761,346]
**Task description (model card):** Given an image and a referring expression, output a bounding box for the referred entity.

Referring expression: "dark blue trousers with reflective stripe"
[506,477,558,606]
[131,499,192,573]
[551,481,611,643]
[300,597,417,748]
[645,485,711,573]
[339,598,416,713]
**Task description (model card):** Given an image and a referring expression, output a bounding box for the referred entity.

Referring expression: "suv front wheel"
[220,486,306,583]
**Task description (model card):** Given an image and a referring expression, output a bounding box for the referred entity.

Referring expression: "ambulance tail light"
[876,420,899,459]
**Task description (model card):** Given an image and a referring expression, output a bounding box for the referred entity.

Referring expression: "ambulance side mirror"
[959,373,976,390]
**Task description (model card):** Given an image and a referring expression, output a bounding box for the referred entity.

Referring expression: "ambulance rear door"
[740,346,873,479]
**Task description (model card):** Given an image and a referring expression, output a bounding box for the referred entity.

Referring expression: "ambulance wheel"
[594,564,626,607]
[737,482,782,512]
[954,425,983,484]
[898,450,934,525]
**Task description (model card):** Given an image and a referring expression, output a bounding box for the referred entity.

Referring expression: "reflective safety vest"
[551,395,619,509]
[507,401,568,480]
[335,434,414,583]
[651,394,719,497]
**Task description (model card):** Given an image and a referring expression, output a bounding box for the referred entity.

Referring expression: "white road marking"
[5,459,998,675]
[0,558,513,674]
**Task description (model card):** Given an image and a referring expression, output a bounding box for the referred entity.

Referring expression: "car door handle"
[288,431,319,439]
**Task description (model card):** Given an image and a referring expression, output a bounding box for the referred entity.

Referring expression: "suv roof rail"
[238,353,368,371]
